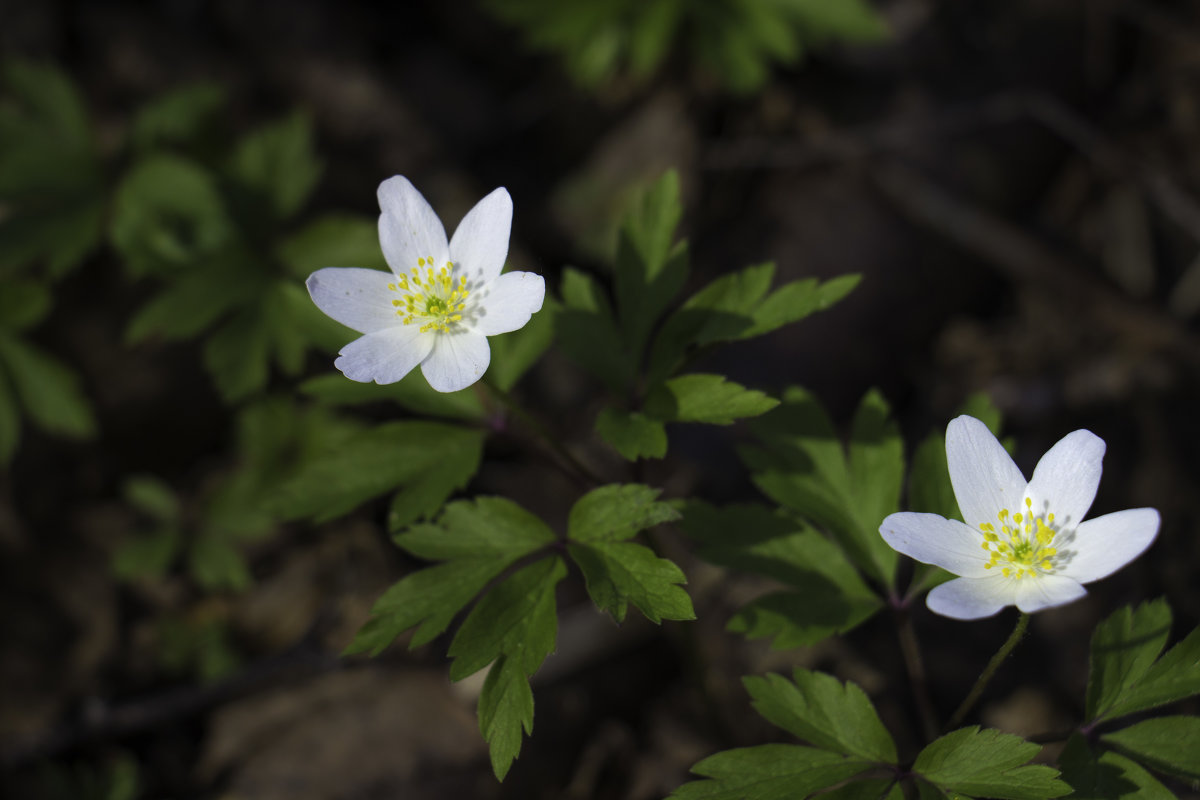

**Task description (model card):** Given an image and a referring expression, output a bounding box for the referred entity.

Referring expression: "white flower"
[880,415,1159,620]
[306,176,546,392]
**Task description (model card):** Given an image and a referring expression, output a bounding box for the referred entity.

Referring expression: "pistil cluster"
[389,256,470,333]
[980,497,1059,579]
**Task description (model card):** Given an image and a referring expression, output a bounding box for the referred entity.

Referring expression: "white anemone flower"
[880,415,1159,620]
[306,176,545,392]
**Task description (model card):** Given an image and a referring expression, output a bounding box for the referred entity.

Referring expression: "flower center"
[979,497,1060,580]
[388,256,470,334]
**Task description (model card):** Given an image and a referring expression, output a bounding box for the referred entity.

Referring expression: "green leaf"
[123,475,179,522]
[1105,624,1200,722]
[109,154,232,277]
[683,501,881,647]
[745,387,899,587]
[188,536,252,592]
[744,274,861,339]
[202,305,271,402]
[113,527,181,580]
[569,540,693,624]
[125,250,263,343]
[1102,716,1200,784]
[386,435,484,531]
[744,669,896,763]
[0,279,51,330]
[355,495,556,653]
[568,483,681,543]
[1086,600,1173,723]
[228,111,322,220]
[671,744,874,800]
[131,82,225,152]
[554,267,631,393]
[274,214,387,278]
[479,654,534,781]
[300,369,487,422]
[645,373,779,425]
[487,293,557,392]
[448,555,565,680]
[0,61,104,278]
[959,392,1002,436]
[595,407,667,461]
[1057,734,1175,800]
[0,334,95,439]
[273,420,486,523]
[913,727,1070,800]
[908,432,959,521]
[613,171,688,356]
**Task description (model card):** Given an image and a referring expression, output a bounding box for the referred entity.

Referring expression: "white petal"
[470,271,546,336]
[946,415,1028,530]
[306,267,403,334]
[420,331,491,392]
[333,326,434,384]
[879,512,991,577]
[1057,508,1160,584]
[927,576,1014,620]
[1024,429,1105,529]
[1013,574,1087,613]
[378,176,449,276]
[449,187,512,285]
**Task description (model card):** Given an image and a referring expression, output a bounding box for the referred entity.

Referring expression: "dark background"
[2,0,1199,798]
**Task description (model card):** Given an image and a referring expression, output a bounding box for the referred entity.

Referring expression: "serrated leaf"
[745,387,898,587]
[645,373,779,425]
[0,279,51,330]
[568,483,681,543]
[487,292,557,392]
[228,111,322,220]
[613,172,688,357]
[110,154,232,277]
[274,213,386,278]
[387,441,484,531]
[346,559,509,656]
[743,274,861,339]
[1102,716,1200,784]
[913,727,1070,800]
[274,420,486,523]
[1057,734,1175,800]
[448,555,565,680]
[0,334,95,438]
[671,743,874,800]
[595,407,667,461]
[683,501,881,647]
[1086,600,1173,723]
[396,496,556,561]
[744,669,896,763]
[479,654,534,781]
[569,539,693,623]
[1105,624,1200,721]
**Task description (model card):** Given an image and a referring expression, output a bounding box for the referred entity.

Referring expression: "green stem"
[483,380,604,488]
[895,608,939,743]
[944,612,1030,732]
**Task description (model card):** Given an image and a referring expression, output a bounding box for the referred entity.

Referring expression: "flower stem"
[894,606,939,743]
[483,380,604,488]
[944,612,1030,732]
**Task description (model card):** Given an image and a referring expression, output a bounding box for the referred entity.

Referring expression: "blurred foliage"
[481,0,888,93]
[36,754,139,800]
